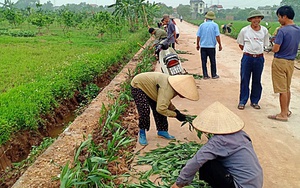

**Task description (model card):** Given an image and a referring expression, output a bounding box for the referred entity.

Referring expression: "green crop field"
[0,21,149,146]
[188,19,282,39]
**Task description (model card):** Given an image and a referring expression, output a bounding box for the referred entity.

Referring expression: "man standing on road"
[268,6,300,122]
[163,14,178,49]
[196,11,222,80]
[236,10,269,110]
[171,102,263,188]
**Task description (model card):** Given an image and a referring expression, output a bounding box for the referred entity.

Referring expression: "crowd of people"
[131,5,300,188]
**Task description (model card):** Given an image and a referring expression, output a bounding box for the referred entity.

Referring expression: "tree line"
[176,0,300,22]
[0,0,175,35]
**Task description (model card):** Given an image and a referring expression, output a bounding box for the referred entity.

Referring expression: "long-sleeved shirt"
[166,21,176,44]
[176,130,263,188]
[153,28,167,45]
[130,72,177,117]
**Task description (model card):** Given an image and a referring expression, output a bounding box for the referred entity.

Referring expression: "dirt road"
[12,20,300,188]
[133,20,300,188]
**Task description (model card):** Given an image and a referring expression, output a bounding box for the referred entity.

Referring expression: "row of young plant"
[57,48,212,187]
[58,49,155,188]
[0,30,149,147]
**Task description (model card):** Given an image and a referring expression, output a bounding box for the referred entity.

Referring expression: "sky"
[96,0,282,9]
[4,0,282,9]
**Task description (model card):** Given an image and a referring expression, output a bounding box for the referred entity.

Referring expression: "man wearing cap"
[196,11,222,80]
[237,10,269,110]
[131,72,199,145]
[171,102,263,188]
[267,6,300,122]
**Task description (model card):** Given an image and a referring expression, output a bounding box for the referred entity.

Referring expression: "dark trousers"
[239,55,264,105]
[199,160,235,188]
[171,43,175,49]
[200,48,217,77]
[131,87,168,131]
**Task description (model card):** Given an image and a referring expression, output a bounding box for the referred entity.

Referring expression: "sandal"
[250,103,261,109]
[237,104,245,110]
[288,110,292,117]
[267,114,288,122]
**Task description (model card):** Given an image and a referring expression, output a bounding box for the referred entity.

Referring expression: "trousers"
[131,87,168,131]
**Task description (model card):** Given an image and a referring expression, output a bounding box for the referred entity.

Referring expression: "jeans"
[200,48,217,77]
[239,55,264,105]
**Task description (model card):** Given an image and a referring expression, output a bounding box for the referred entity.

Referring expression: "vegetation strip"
[58,48,155,187]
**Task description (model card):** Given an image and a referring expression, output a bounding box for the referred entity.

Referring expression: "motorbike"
[264,23,274,52]
[155,39,185,75]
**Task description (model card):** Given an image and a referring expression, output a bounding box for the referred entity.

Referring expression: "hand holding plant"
[175,110,187,122]
[180,114,213,140]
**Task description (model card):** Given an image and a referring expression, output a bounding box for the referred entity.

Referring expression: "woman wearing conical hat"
[172,102,263,188]
[131,72,199,146]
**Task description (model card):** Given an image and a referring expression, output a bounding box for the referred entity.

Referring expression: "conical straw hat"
[193,101,244,134]
[168,75,199,101]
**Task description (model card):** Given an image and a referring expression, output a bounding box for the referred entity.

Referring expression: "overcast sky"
[5,0,282,9]
[97,0,282,9]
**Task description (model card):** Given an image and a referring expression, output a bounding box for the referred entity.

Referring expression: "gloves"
[175,110,186,122]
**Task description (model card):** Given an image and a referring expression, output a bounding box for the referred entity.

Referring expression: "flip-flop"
[288,111,292,117]
[267,114,288,122]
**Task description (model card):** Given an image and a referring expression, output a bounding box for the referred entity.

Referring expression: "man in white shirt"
[236,10,269,110]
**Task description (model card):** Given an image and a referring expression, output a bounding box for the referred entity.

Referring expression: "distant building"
[89,4,98,7]
[257,6,278,20]
[190,0,205,19]
[209,5,223,12]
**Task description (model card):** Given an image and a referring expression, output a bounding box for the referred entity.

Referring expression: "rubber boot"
[157,131,175,140]
[139,129,148,146]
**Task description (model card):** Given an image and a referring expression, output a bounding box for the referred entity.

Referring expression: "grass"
[0,22,150,146]
[0,23,140,92]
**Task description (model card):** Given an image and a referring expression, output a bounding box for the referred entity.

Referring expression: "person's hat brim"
[247,11,264,22]
[168,75,199,101]
[193,101,244,134]
[205,11,216,20]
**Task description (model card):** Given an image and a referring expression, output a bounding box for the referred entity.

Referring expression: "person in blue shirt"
[268,6,300,122]
[196,11,222,80]
[171,101,263,188]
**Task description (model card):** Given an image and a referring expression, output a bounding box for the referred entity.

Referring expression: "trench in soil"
[0,62,130,187]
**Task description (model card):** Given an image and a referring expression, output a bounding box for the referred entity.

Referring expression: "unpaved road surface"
[12,20,300,188]
[133,20,300,188]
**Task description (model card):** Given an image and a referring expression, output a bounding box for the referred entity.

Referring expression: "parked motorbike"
[155,39,185,75]
[264,23,274,52]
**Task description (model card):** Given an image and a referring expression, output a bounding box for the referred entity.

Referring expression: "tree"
[1,0,25,27]
[176,4,191,19]
[280,0,300,21]
[235,8,255,21]
[108,0,153,32]
[14,0,39,9]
